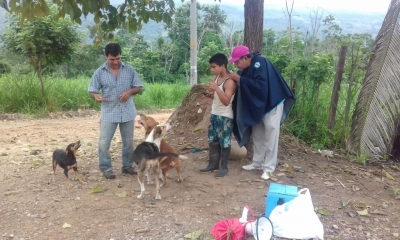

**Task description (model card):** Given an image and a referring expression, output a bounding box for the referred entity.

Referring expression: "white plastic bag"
[269,188,324,239]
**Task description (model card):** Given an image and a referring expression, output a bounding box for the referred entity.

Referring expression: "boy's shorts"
[208,114,233,148]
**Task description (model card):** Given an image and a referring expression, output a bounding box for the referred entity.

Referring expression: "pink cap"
[229,45,250,62]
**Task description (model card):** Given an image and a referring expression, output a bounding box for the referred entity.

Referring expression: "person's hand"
[228,72,240,82]
[94,94,104,103]
[202,92,213,98]
[207,81,218,92]
[120,90,131,102]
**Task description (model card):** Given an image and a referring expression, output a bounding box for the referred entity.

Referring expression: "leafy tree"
[154,36,175,75]
[0,61,11,76]
[197,41,226,77]
[347,0,400,158]
[202,4,227,33]
[321,15,343,54]
[166,3,226,73]
[322,15,342,39]
[263,29,276,56]
[115,30,149,63]
[2,0,182,41]
[61,43,104,78]
[1,14,80,96]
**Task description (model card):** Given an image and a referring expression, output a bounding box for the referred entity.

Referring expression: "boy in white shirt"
[200,53,237,178]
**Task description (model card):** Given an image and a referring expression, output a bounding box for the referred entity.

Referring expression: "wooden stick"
[334,176,346,188]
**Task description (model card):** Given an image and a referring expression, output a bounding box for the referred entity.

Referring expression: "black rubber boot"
[200,143,220,173]
[215,146,230,178]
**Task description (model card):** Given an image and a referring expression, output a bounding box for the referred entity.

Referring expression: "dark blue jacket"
[232,53,295,147]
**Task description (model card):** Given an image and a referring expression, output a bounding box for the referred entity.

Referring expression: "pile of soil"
[168,84,211,129]
[166,84,212,151]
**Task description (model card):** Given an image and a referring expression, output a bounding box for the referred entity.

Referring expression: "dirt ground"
[1,110,400,240]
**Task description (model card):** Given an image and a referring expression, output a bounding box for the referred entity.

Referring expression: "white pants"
[251,103,283,173]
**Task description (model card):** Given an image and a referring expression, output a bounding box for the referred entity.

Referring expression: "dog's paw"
[137,194,144,199]
[155,194,162,200]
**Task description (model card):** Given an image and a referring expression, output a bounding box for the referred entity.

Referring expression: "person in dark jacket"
[228,45,295,180]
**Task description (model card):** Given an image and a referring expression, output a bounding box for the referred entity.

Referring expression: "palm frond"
[347,0,400,157]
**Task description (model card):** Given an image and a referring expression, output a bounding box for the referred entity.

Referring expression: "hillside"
[0,2,386,43]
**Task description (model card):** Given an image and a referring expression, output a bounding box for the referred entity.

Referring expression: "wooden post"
[328,45,348,137]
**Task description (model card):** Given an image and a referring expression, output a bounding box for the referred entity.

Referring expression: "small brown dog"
[138,114,184,187]
[138,113,159,136]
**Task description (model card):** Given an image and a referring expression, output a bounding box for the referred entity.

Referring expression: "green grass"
[0,74,191,114]
[0,72,360,151]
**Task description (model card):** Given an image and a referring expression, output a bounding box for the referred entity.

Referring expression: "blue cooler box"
[265,183,298,217]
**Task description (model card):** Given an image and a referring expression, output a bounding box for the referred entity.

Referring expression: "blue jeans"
[98,120,134,172]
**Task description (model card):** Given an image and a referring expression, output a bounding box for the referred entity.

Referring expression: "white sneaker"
[261,172,272,180]
[242,164,261,171]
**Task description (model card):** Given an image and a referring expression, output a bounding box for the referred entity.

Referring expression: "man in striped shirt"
[88,43,143,179]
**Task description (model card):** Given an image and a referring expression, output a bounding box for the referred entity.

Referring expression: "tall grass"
[284,78,361,149]
[0,74,190,114]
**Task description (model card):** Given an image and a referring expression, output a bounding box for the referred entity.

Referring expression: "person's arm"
[88,70,104,103]
[120,86,142,102]
[89,92,104,103]
[120,67,143,102]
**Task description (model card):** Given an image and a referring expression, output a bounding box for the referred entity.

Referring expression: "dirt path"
[0,111,399,240]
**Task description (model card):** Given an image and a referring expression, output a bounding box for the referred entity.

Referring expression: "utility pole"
[190,0,197,86]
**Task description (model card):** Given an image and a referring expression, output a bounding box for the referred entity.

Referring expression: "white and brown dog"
[133,124,187,200]
[138,114,184,187]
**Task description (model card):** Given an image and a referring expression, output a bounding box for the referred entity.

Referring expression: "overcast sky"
[196,0,392,13]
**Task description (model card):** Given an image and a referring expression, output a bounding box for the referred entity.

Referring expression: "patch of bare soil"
[0,90,400,239]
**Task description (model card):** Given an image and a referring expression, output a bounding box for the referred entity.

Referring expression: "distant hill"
[0,1,386,43]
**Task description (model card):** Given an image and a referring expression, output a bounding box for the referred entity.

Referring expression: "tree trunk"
[328,45,348,138]
[285,0,295,91]
[243,0,264,52]
[243,0,264,158]
[38,70,45,97]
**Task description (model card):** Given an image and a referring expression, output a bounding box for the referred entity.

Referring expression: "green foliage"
[3,0,181,42]
[308,54,333,85]
[0,74,96,113]
[0,2,378,155]
[197,41,226,76]
[166,3,227,74]
[0,74,190,114]
[0,61,11,75]
[1,12,81,95]
[354,153,368,165]
[1,15,80,72]
[134,82,191,110]
[61,43,104,78]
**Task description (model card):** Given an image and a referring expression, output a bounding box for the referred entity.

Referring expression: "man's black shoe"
[103,170,116,179]
[122,167,137,175]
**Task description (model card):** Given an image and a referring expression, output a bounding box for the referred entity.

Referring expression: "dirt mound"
[166,84,247,159]
[166,84,212,151]
[168,84,211,129]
